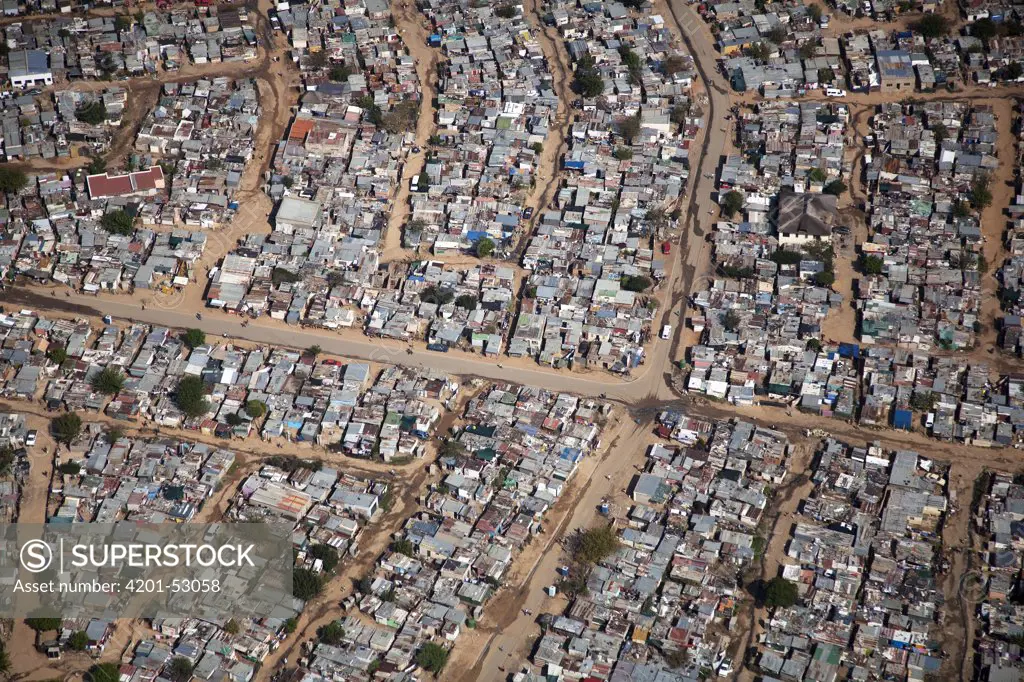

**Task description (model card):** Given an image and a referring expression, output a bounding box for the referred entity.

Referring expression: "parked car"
[522,206,534,219]
[25,430,36,447]
[426,343,450,353]
[661,241,671,254]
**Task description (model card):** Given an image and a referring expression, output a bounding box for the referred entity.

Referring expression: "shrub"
[814,271,836,287]
[89,663,122,682]
[25,617,62,632]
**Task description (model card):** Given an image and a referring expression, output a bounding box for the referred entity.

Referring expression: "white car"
[25,430,36,447]
[825,87,847,98]
[717,657,733,677]
[661,325,672,340]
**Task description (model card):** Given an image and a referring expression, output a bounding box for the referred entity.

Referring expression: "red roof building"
[86,166,165,199]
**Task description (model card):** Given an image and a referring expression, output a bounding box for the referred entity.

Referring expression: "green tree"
[175,376,210,419]
[416,643,450,675]
[495,4,517,17]
[862,254,884,275]
[166,657,194,682]
[59,461,81,476]
[722,190,744,217]
[271,267,300,286]
[100,209,134,236]
[304,345,322,358]
[618,113,642,144]
[393,538,415,556]
[86,157,107,175]
[807,3,823,21]
[748,42,772,61]
[806,338,823,352]
[475,237,495,258]
[763,577,799,608]
[245,400,267,419]
[225,412,244,427]
[823,180,847,196]
[25,617,62,632]
[283,618,298,634]
[75,100,107,125]
[613,147,633,160]
[814,271,836,287]
[0,167,29,195]
[662,54,687,75]
[573,55,605,98]
[317,620,345,645]
[573,525,620,564]
[915,14,950,38]
[91,366,126,395]
[620,275,652,292]
[47,345,68,365]
[106,427,124,444]
[182,328,206,349]
[816,67,833,83]
[381,99,420,135]
[1007,62,1023,80]
[113,14,131,31]
[309,543,340,572]
[68,630,89,651]
[808,168,828,183]
[454,294,477,310]
[971,174,993,209]
[329,63,351,82]
[52,412,82,445]
[723,309,742,331]
[420,285,455,305]
[90,663,122,682]
[224,618,240,635]
[972,17,997,40]
[293,568,323,600]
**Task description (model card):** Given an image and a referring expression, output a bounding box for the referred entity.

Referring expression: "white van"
[661,324,672,339]
[825,87,846,97]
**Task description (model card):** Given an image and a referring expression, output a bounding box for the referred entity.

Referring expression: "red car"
[661,241,671,254]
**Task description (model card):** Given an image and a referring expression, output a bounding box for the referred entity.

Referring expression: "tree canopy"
[175,376,210,418]
[100,209,134,236]
[91,366,126,395]
[722,190,744,217]
[763,577,799,608]
[914,14,949,38]
[52,412,82,445]
[182,328,206,349]
[293,567,323,600]
[0,167,29,195]
[573,55,605,98]
[416,643,450,674]
[75,100,107,125]
[475,237,495,258]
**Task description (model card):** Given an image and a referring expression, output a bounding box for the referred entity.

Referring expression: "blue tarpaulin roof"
[893,409,912,430]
